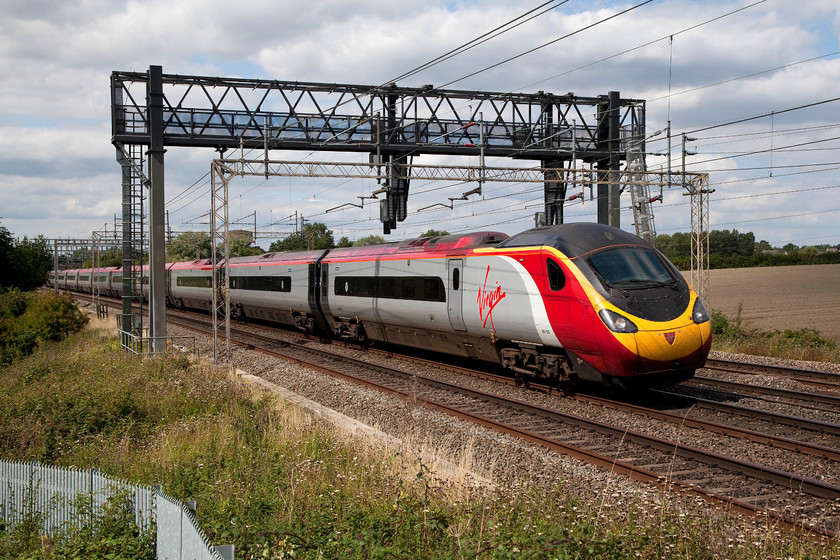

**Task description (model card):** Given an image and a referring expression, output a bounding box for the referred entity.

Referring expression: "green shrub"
[0,488,154,560]
[3,320,838,559]
[711,307,838,362]
[0,288,31,319]
[0,291,88,363]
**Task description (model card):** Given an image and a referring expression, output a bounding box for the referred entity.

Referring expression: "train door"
[447,259,466,331]
[540,251,573,342]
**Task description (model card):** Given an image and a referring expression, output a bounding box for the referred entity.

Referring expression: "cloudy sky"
[2,0,839,249]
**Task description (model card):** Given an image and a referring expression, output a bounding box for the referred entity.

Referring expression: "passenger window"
[452,268,460,291]
[547,259,565,291]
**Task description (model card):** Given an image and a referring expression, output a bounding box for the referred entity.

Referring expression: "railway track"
[705,358,840,392]
[676,375,840,416]
[74,294,840,538]
[164,312,840,540]
[331,335,840,471]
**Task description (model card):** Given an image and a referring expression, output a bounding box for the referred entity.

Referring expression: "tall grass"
[1,323,836,558]
[711,305,840,364]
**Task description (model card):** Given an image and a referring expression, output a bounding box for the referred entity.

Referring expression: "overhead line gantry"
[111,67,645,231]
[110,65,649,358]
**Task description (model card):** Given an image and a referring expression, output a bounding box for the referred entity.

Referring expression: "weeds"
[711,306,839,363]
[0,487,154,559]
[2,321,838,558]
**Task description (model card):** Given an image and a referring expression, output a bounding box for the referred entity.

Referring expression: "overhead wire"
[435,0,655,90]
[171,0,834,244]
[180,0,672,230]
[647,50,840,104]
[516,0,767,94]
[385,0,571,85]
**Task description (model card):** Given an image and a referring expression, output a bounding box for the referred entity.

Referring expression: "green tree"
[336,236,353,248]
[755,239,773,252]
[420,229,449,237]
[709,229,754,258]
[0,225,12,288]
[97,247,123,267]
[354,234,386,246]
[656,232,691,260]
[269,223,335,251]
[167,231,212,261]
[11,236,52,290]
[0,224,52,291]
[227,231,264,257]
[67,248,91,268]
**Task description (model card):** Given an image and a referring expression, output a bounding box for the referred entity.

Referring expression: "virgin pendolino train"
[53,223,711,388]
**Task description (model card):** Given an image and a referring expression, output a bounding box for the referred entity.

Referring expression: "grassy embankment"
[711,306,839,364]
[1,296,837,558]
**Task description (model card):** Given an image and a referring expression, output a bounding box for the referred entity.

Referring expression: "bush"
[0,291,88,363]
[0,488,155,559]
[711,307,838,361]
[0,288,31,319]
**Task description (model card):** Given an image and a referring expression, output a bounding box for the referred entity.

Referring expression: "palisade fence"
[0,460,234,560]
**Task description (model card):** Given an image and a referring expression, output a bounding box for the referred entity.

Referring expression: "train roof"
[496,223,648,258]
[168,259,214,270]
[323,231,508,260]
[228,249,329,266]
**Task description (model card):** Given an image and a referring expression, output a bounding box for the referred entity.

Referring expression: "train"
[51,223,712,388]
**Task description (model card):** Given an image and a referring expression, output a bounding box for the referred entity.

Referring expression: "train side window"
[379,277,395,298]
[399,277,417,299]
[452,268,460,291]
[546,259,565,291]
[422,278,446,302]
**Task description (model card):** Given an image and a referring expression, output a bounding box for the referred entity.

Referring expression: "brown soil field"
[682,263,840,343]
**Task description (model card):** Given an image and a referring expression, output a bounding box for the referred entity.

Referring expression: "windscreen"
[587,246,674,289]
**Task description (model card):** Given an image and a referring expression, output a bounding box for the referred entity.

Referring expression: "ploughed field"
[682,263,840,343]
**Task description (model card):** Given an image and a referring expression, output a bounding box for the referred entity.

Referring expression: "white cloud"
[0,0,838,247]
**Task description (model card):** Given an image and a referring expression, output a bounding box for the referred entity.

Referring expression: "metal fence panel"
[156,491,222,560]
[1,460,226,560]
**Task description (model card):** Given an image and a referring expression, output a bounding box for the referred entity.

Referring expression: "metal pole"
[147,65,167,353]
[53,239,58,292]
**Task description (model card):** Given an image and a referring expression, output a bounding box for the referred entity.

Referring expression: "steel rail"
[350,338,840,462]
[73,295,840,538]
[576,392,840,462]
[689,376,840,408]
[705,358,840,389]
[165,314,839,540]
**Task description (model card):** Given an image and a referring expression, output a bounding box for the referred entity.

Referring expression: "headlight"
[598,309,638,333]
[692,298,710,324]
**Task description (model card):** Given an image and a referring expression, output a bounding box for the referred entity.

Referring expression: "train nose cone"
[636,323,707,372]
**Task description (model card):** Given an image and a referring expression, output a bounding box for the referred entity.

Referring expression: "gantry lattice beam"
[213,158,695,189]
[111,71,643,159]
[111,68,645,232]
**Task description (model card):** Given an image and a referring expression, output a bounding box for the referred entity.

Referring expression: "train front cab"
[561,247,712,388]
[493,223,712,388]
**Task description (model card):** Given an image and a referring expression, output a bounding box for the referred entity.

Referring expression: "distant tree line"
[163,224,450,258]
[0,222,52,291]
[655,229,840,269]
